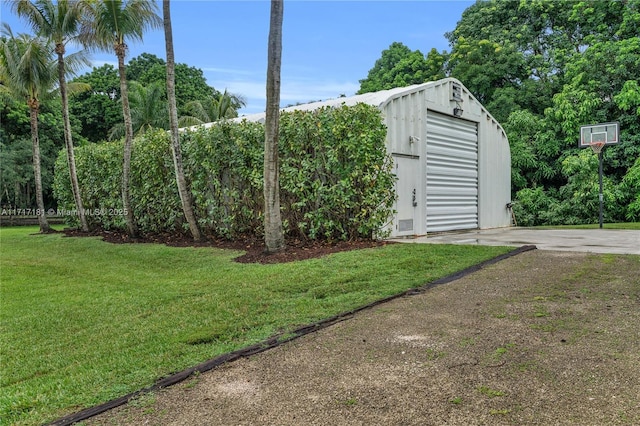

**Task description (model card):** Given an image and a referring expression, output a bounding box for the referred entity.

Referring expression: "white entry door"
[393,155,420,237]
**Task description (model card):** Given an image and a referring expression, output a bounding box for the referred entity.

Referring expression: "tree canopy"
[126,52,217,112]
[358,42,446,94]
[359,0,640,225]
[67,53,238,143]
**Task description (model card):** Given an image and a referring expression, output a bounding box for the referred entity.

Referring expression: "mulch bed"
[62,228,393,264]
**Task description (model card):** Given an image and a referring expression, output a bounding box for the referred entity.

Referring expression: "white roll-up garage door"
[426,111,478,232]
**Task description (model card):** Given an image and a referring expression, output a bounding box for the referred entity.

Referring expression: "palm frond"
[0,24,57,102]
[82,0,161,53]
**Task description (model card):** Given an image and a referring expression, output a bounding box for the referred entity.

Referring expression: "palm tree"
[12,0,91,232]
[83,0,161,238]
[108,80,167,139]
[0,24,55,233]
[263,0,285,253]
[179,89,247,127]
[163,0,201,241]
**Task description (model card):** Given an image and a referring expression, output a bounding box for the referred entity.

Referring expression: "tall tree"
[163,0,201,241]
[0,24,54,233]
[263,0,285,253]
[83,0,161,237]
[12,0,91,231]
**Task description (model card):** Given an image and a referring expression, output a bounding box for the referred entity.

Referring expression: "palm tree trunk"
[163,0,202,241]
[29,102,51,233]
[117,49,138,238]
[263,0,285,253]
[57,49,89,232]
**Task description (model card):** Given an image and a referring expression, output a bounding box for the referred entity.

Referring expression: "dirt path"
[85,250,640,425]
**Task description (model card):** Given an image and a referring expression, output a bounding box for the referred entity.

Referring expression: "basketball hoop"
[589,141,605,154]
[579,122,620,229]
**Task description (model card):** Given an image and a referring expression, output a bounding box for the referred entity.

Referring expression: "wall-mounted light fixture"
[409,136,420,144]
[453,107,463,117]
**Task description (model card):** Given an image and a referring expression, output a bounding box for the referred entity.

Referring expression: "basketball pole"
[598,150,604,229]
[581,122,619,229]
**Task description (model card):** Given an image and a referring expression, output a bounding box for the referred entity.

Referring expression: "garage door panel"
[428,206,477,215]
[426,111,478,232]
[427,168,478,180]
[426,212,479,232]
[429,128,476,143]
[428,151,477,163]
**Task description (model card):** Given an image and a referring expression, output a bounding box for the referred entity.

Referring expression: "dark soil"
[62,228,392,264]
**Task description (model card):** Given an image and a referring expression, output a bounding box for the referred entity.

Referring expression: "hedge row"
[54,104,396,240]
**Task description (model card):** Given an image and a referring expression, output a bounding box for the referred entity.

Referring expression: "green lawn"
[0,227,511,425]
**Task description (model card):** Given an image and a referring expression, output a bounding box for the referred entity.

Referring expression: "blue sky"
[0,0,473,115]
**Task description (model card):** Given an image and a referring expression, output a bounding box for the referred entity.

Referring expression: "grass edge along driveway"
[0,226,511,426]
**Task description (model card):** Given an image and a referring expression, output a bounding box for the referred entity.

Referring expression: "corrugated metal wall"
[384,90,428,235]
[425,111,479,232]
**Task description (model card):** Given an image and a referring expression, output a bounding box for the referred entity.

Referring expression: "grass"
[477,386,506,398]
[0,226,511,425]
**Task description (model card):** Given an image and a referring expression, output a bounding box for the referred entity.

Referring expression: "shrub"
[53,104,396,240]
[279,104,395,240]
[621,156,640,221]
[54,140,125,230]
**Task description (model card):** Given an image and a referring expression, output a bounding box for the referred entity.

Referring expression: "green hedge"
[54,103,396,240]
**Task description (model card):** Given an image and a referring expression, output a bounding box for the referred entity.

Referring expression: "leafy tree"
[358,42,445,94]
[264,0,285,253]
[180,89,246,126]
[556,149,624,224]
[13,0,91,231]
[83,0,162,237]
[125,51,164,81]
[108,81,167,139]
[447,38,529,122]
[69,55,241,142]
[69,63,122,142]
[443,0,639,224]
[1,95,69,209]
[126,52,217,114]
[549,36,640,172]
[621,157,640,221]
[0,24,54,232]
[163,0,201,241]
[356,0,638,225]
[444,0,631,120]
[0,136,33,207]
[503,110,556,192]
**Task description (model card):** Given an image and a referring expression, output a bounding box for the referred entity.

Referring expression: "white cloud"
[281,80,360,104]
[213,76,360,115]
[89,59,119,69]
[201,67,257,76]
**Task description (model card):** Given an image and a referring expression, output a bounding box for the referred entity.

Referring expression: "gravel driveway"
[82,249,640,426]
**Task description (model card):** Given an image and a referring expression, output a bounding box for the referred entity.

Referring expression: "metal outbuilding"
[226,77,511,238]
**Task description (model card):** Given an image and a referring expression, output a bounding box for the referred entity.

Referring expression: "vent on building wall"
[398,219,414,232]
[451,82,463,101]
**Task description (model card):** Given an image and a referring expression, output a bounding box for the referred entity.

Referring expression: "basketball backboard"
[579,122,619,148]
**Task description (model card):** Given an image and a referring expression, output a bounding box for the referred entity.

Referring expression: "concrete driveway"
[394,227,640,255]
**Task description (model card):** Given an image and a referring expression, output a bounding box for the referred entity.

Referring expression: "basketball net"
[589,141,605,154]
